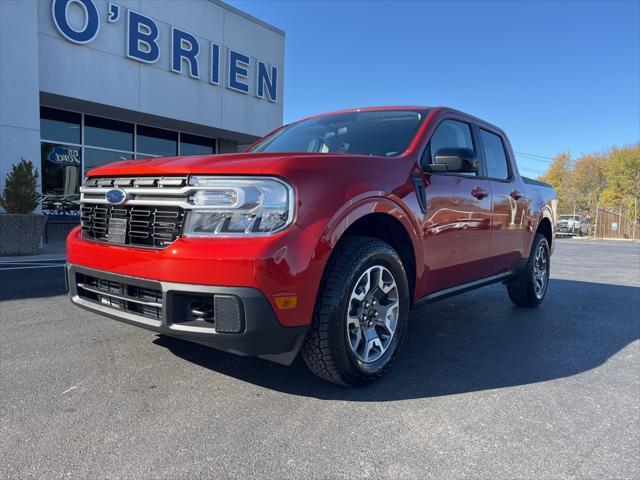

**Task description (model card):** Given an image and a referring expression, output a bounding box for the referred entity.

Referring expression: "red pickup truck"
[67,107,557,386]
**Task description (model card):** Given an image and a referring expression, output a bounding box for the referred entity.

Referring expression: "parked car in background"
[67,106,557,386]
[42,193,80,215]
[556,214,590,237]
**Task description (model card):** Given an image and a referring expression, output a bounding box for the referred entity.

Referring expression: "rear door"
[477,127,528,272]
[416,118,494,294]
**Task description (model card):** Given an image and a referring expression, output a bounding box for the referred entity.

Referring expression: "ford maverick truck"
[67,107,557,386]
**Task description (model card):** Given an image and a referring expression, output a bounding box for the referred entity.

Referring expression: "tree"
[538,143,640,226]
[599,144,640,222]
[539,152,574,212]
[0,159,41,214]
[572,154,606,218]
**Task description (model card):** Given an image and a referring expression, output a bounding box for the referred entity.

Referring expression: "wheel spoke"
[375,301,398,336]
[347,316,363,352]
[377,268,394,294]
[362,328,383,362]
[351,269,371,302]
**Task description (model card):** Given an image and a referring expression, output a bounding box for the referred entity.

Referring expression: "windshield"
[248,109,429,157]
[559,215,580,221]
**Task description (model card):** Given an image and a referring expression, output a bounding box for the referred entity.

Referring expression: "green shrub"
[0,159,41,214]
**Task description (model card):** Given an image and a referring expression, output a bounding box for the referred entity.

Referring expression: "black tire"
[507,233,550,307]
[301,237,411,386]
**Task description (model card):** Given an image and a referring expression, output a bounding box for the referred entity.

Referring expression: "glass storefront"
[40,107,217,216]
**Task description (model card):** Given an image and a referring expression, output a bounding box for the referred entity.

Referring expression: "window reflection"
[40,107,81,144]
[137,125,178,156]
[41,143,81,216]
[84,148,133,174]
[85,116,133,151]
[180,133,215,155]
[39,108,217,216]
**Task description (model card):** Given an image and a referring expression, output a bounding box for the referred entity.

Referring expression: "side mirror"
[429,148,479,173]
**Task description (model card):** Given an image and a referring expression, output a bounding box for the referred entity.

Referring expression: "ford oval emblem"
[105,188,128,205]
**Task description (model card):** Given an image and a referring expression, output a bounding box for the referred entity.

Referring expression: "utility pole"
[618,204,623,239]
[594,199,600,239]
[633,197,637,241]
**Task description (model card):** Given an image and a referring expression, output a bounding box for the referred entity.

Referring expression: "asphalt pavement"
[1,239,639,479]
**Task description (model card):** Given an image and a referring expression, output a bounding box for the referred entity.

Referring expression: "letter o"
[52,0,100,44]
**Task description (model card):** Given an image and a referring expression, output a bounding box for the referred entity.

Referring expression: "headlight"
[183,176,295,236]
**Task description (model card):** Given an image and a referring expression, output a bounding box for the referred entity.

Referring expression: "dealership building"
[0,0,284,223]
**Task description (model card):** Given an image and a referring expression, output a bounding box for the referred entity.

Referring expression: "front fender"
[319,193,425,282]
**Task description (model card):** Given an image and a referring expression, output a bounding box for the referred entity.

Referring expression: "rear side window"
[480,129,510,180]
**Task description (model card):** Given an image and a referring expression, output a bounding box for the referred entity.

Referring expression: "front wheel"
[507,233,550,307]
[301,237,410,386]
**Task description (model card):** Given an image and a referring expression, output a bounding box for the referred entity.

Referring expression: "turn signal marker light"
[274,295,298,310]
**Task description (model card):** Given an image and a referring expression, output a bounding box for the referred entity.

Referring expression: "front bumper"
[66,225,332,328]
[67,264,308,365]
[556,227,574,236]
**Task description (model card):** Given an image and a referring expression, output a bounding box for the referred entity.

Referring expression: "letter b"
[127,10,160,63]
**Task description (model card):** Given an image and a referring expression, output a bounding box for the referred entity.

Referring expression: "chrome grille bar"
[80,176,189,249]
[80,177,246,209]
[80,204,185,248]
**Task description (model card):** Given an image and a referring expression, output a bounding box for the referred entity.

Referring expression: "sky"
[228,0,639,178]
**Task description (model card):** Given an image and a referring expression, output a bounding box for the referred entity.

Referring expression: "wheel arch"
[537,214,553,249]
[320,199,423,301]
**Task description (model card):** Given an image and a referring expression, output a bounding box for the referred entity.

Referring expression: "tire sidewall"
[334,247,410,377]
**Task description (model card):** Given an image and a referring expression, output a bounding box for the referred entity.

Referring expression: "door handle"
[510,190,522,200]
[471,187,489,200]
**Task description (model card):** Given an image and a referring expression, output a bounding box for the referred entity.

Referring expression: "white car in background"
[556,215,590,237]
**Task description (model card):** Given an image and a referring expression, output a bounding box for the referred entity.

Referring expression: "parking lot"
[1,239,638,479]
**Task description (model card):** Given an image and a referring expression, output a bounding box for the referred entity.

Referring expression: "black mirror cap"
[430,147,479,173]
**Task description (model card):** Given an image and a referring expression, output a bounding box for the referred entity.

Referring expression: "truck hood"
[85,152,370,177]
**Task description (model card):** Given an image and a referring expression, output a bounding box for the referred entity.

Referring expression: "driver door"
[415,119,493,294]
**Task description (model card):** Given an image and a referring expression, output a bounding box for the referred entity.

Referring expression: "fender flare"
[319,192,425,282]
[527,205,555,255]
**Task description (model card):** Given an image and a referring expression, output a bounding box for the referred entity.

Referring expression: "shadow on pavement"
[154,278,640,401]
[0,262,66,301]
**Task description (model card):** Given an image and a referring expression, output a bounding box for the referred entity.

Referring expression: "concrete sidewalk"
[0,240,66,263]
[568,236,640,242]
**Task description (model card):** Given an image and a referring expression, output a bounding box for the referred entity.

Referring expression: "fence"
[593,208,639,239]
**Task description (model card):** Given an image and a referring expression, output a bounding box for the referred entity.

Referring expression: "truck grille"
[81,205,185,248]
[80,176,189,249]
[76,272,163,320]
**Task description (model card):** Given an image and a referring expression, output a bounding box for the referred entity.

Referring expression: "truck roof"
[295,106,507,138]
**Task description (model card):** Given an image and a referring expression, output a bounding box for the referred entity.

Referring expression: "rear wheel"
[301,237,410,386]
[507,233,550,307]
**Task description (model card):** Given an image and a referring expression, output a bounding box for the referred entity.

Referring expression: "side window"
[426,119,476,174]
[480,129,510,180]
[429,120,474,158]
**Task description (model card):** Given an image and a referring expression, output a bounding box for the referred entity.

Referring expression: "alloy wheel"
[346,265,400,363]
[533,243,549,299]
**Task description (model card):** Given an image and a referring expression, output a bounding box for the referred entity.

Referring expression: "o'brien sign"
[51,0,279,102]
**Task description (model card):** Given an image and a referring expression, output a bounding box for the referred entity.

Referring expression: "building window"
[180,133,216,156]
[41,143,82,216]
[85,115,134,152]
[137,125,178,157]
[84,148,133,175]
[40,107,81,144]
[39,107,217,216]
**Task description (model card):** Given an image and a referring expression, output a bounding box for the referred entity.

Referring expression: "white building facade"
[0,0,284,218]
